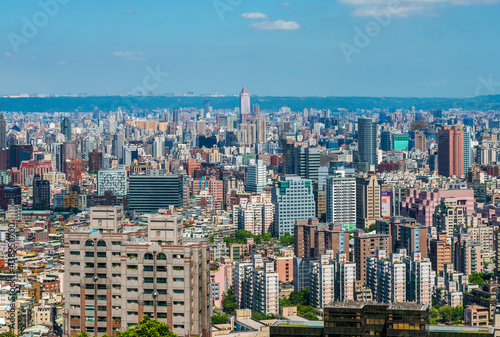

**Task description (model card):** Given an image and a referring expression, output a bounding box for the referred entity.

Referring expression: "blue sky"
[1,0,499,97]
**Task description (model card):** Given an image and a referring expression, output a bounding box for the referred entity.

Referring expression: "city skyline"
[1,1,499,98]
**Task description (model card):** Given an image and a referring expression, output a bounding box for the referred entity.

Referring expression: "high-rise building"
[453,232,484,275]
[233,202,274,236]
[173,109,179,124]
[63,206,211,337]
[295,147,322,183]
[112,133,125,164]
[9,144,33,169]
[357,118,377,166]
[62,140,78,171]
[464,127,472,174]
[254,119,266,144]
[272,176,316,238]
[326,173,356,225]
[376,216,428,258]
[33,174,50,210]
[0,113,6,149]
[61,117,72,140]
[356,174,381,230]
[89,149,103,172]
[414,130,427,153]
[393,134,409,151]
[239,87,251,122]
[438,125,464,177]
[380,131,392,152]
[429,232,452,273]
[233,254,279,315]
[97,169,128,196]
[246,159,266,193]
[354,231,390,283]
[366,250,407,303]
[65,158,83,183]
[128,173,183,213]
[294,220,349,259]
[367,250,432,305]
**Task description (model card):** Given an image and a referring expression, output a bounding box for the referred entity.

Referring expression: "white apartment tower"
[246,159,266,193]
[233,254,279,315]
[326,173,356,224]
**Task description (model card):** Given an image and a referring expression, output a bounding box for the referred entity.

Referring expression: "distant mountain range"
[1,95,499,113]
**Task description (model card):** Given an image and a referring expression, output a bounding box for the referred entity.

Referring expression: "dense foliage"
[279,288,319,321]
[279,233,294,246]
[222,288,239,315]
[223,230,274,245]
[211,311,228,324]
[77,316,177,337]
[468,272,494,286]
[429,305,464,324]
[251,311,276,320]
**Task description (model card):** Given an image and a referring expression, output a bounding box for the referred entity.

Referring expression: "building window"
[144,253,154,260]
[97,240,106,247]
[85,240,94,247]
[157,253,167,260]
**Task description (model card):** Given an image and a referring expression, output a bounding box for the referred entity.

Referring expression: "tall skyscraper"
[112,133,124,164]
[254,119,266,144]
[239,87,251,122]
[438,125,464,177]
[246,159,266,193]
[33,174,50,210]
[357,118,377,166]
[272,176,316,238]
[380,131,392,151]
[0,113,6,149]
[464,127,472,174]
[326,173,356,225]
[173,109,179,124]
[356,174,381,230]
[414,130,427,153]
[294,147,323,183]
[61,117,72,140]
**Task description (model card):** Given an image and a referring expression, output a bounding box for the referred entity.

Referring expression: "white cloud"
[249,20,300,30]
[282,2,291,6]
[351,5,428,17]
[241,12,268,19]
[112,51,146,61]
[124,9,135,14]
[339,0,500,17]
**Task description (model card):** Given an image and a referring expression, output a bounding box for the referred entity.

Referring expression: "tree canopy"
[77,316,177,337]
[222,288,239,315]
[279,232,294,246]
[468,272,494,286]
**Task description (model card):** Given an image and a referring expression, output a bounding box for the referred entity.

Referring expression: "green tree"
[222,288,238,315]
[117,315,177,337]
[439,306,453,323]
[365,224,376,233]
[279,233,294,246]
[77,333,90,337]
[429,306,441,323]
[211,312,228,324]
[452,306,464,322]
